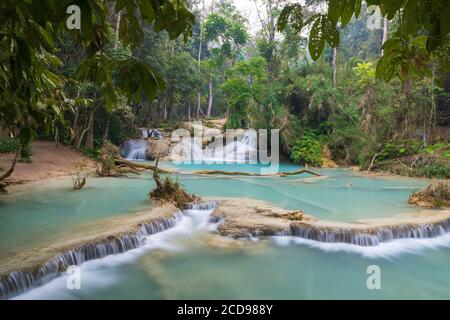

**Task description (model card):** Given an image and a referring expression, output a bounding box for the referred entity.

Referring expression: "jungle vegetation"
[0,0,449,182]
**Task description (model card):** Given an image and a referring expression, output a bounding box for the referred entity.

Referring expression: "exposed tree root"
[409,183,450,209]
[114,158,172,174]
[149,159,197,209]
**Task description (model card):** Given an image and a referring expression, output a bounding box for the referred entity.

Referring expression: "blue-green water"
[0,166,427,254]
[14,206,450,300]
[1,164,448,299]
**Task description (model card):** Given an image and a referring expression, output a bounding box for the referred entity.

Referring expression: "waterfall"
[289,219,450,246]
[178,131,258,164]
[140,128,148,139]
[1,202,223,300]
[0,211,186,299]
[119,139,148,160]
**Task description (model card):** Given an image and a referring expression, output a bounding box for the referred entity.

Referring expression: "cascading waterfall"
[119,139,149,160]
[140,128,148,139]
[3,198,450,299]
[210,210,450,247]
[289,219,450,246]
[1,202,223,300]
[179,132,257,163]
[0,210,187,299]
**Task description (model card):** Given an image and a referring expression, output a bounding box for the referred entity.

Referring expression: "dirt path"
[0,141,96,185]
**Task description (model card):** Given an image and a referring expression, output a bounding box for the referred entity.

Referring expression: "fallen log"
[114,158,172,174]
[193,168,321,177]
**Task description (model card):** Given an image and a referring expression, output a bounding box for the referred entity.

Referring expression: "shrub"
[19,142,33,163]
[409,183,450,209]
[70,160,91,190]
[413,162,450,179]
[0,138,19,153]
[290,132,323,166]
[97,141,119,176]
[149,175,196,209]
[424,142,450,155]
[378,139,422,161]
[80,147,100,160]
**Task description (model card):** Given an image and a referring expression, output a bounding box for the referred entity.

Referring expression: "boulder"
[146,139,170,160]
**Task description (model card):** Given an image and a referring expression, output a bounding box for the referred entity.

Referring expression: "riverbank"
[0,141,96,189]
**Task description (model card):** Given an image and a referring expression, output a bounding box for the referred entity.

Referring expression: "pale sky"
[202,0,267,35]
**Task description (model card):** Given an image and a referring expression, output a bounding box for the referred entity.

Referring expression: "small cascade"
[0,211,184,299]
[120,139,148,160]
[140,128,148,139]
[178,131,258,163]
[187,201,221,211]
[290,219,450,246]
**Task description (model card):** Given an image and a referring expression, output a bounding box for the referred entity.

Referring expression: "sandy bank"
[0,141,96,187]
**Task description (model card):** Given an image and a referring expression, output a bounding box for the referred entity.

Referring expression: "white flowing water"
[177,131,257,163]
[2,168,450,299]
[11,202,450,300]
[140,128,148,139]
[120,140,148,160]
[13,202,220,300]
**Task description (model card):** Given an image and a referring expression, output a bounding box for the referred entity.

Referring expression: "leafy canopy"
[0,0,194,142]
[277,0,450,82]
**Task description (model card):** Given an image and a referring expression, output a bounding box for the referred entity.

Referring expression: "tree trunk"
[72,106,79,144]
[54,125,59,148]
[163,102,167,120]
[381,17,388,56]
[196,91,201,118]
[85,110,94,148]
[195,0,205,119]
[332,47,337,87]
[152,158,163,191]
[103,112,111,143]
[207,76,213,117]
[0,144,21,184]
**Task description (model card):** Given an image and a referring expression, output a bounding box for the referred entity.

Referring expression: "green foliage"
[353,62,376,88]
[19,142,33,163]
[424,142,450,156]
[413,162,450,179]
[80,147,100,160]
[378,139,422,161]
[149,175,196,209]
[277,0,450,81]
[0,138,19,154]
[222,57,268,128]
[290,131,323,167]
[0,0,194,148]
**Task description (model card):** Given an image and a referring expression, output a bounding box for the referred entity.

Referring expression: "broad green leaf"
[323,16,340,47]
[340,0,355,26]
[441,2,450,37]
[308,17,325,61]
[354,0,362,18]
[327,0,345,24]
[138,0,156,23]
